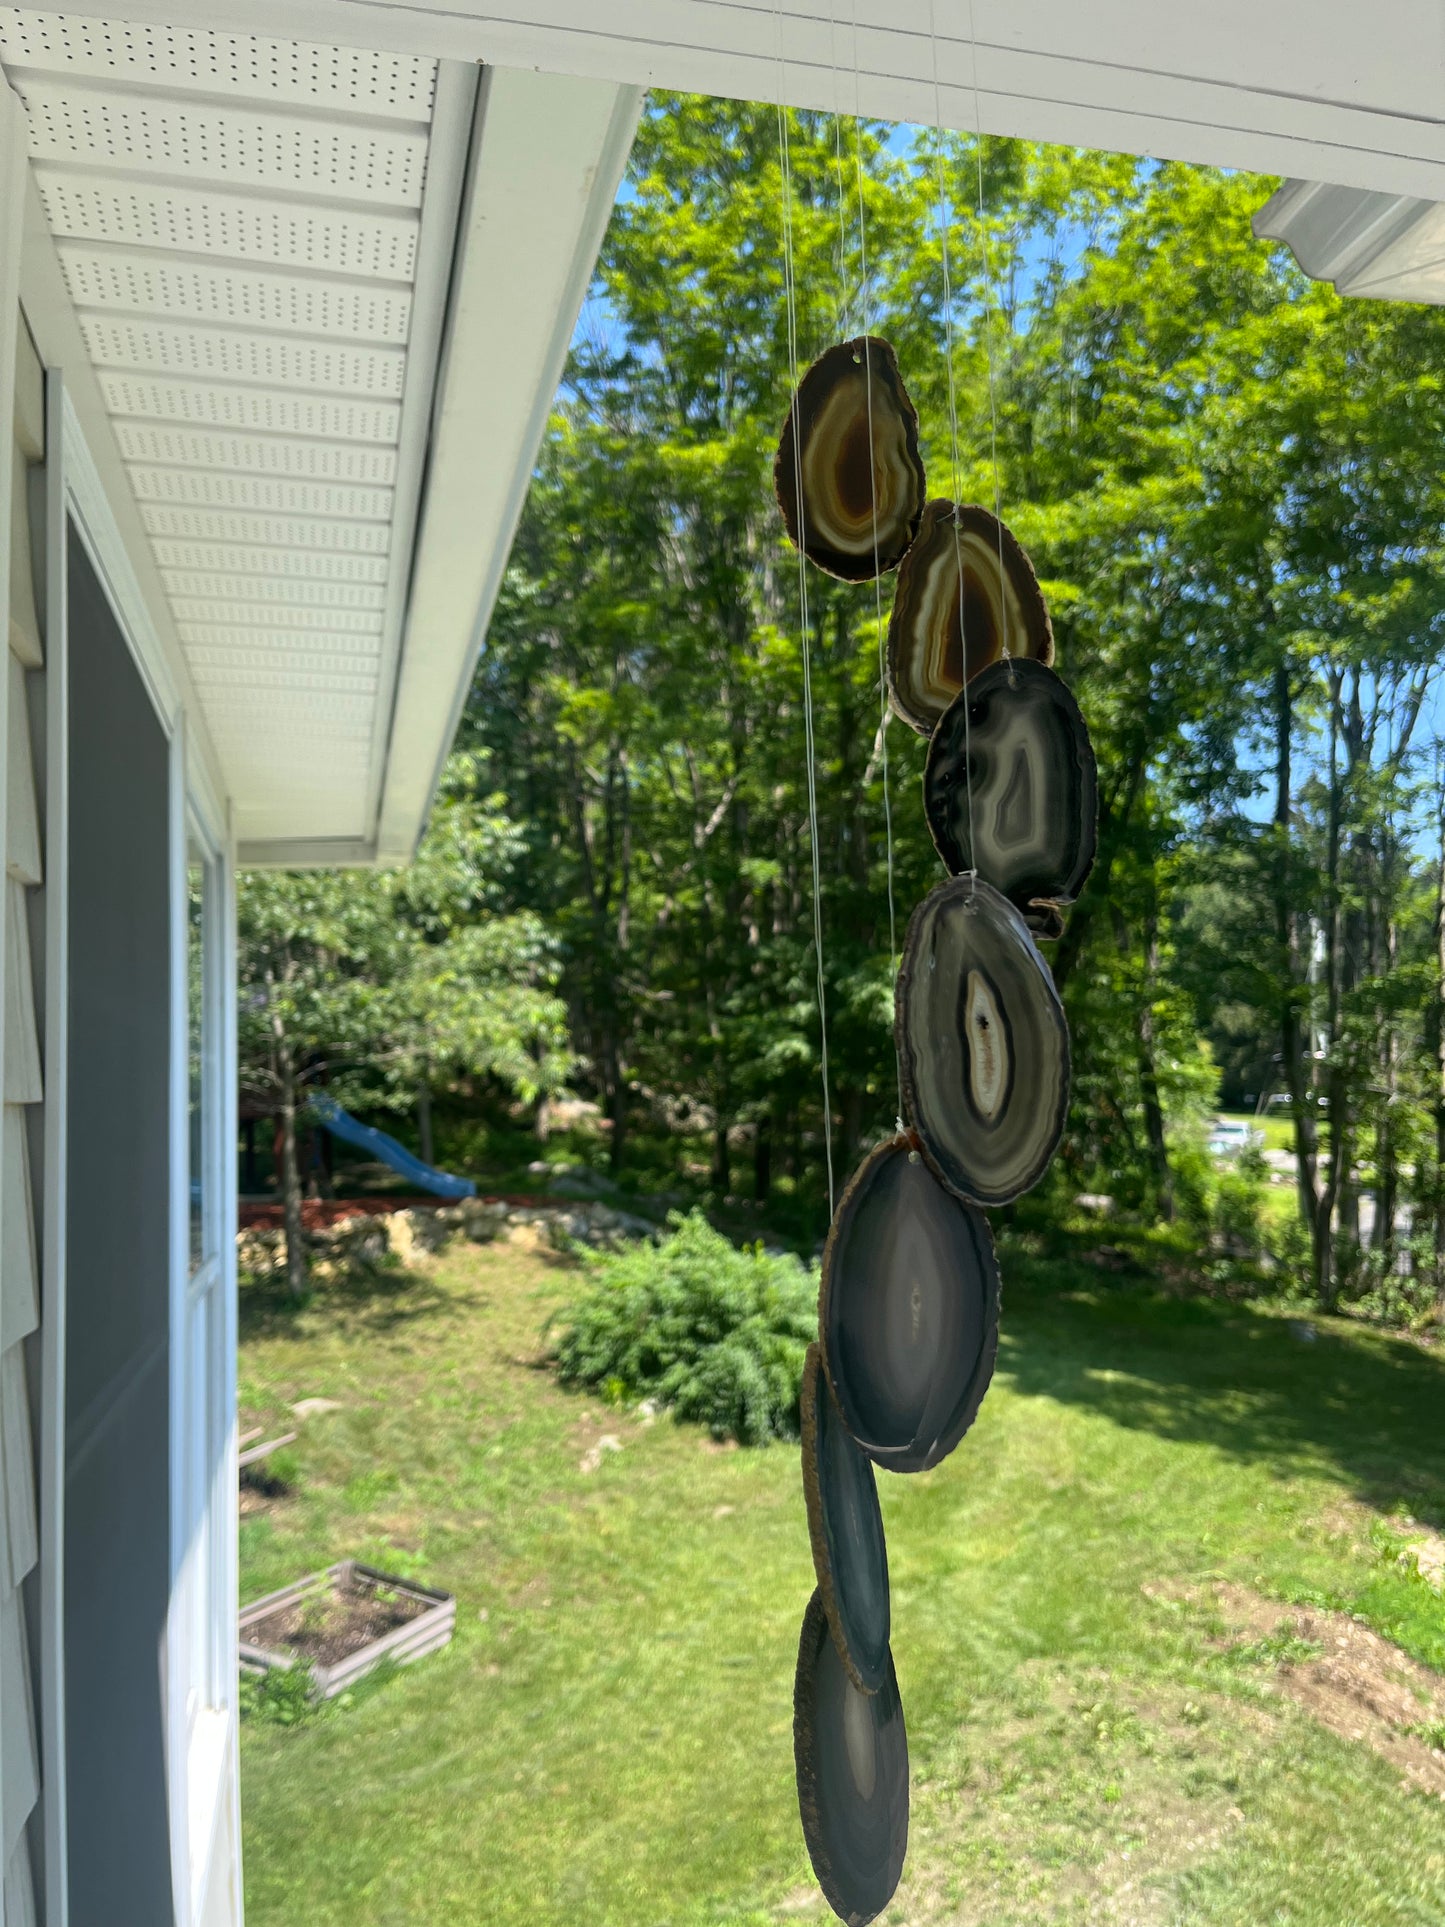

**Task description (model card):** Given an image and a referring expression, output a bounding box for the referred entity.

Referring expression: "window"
[179,816,230,1905]
[188,837,210,1273]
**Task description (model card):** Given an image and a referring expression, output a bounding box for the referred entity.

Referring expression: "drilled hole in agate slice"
[775,337,925,582]
[819,1137,1000,1475]
[801,1344,891,1690]
[794,1587,909,1927]
[896,877,1070,1207]
[887,500,1052,735]
[923,657,1097,935]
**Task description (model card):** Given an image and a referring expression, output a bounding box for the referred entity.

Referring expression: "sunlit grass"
[238,1237,1445,1926]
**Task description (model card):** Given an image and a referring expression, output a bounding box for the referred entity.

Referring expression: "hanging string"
[774,14,837,1217]
[928,0,980,896]
[849,2,905,1128]
[965,0,1013,660]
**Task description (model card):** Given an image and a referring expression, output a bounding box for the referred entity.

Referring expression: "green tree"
[238,757,572,1292]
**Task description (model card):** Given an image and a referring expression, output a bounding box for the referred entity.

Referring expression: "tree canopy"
[463,98,1445,1310]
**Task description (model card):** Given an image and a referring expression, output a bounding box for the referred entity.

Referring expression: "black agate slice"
[794,1587,909,1926]
[775,337,926,582]
[896,877,1070,1207]
[923,657,1097,937]
[819,1137,1000,1474]
[801,1344,891,1691]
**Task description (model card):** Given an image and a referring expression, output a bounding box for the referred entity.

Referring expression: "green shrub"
[550,1210,817,1444]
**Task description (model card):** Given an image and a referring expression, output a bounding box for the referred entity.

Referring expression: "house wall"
[2,73,45,1927]
[62,535,174,1925]
[1,65,244,1927]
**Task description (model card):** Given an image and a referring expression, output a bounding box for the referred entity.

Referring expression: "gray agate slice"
[801,1344,891,1691]
[923,657,1097,937]
[794,1588,908,1926]
[896,877,1070,1207]
[819,1137,1000,1474]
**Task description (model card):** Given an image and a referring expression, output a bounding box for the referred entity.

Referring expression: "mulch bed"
[238,1194,550,1231]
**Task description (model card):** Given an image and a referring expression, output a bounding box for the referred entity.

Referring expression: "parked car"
[1207,1119,1264,1158]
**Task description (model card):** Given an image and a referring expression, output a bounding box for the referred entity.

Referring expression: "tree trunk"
[242,1117,258,1194]
[713,1119,730,1196]
[1136,898,1173,1221]
[417,1082,434,1168]
[754,1113,772,1204]
[1313,672,1345,1309]
[277,1048,308,1299]
[1271,662,1319,1235]
[838,1088,864,1183]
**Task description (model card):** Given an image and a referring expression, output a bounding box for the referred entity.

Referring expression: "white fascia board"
[28,0,1445,204]
[236,834,378,869]
[1255,179,1445,304]
[374,65,642,864]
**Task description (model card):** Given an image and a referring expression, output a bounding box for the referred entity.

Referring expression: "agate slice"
[923,657,1097,935]
[794,1587,909,1926]
[801,1344,891,1690]
[775,337,926,582]
[896,876,1069,1207]
[887,500,1052,734]
[819,1137,1000,1475]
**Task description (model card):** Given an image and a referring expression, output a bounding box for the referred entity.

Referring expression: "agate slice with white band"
[794,1588,909,1927]
[819,1137,1000,1475]
[887,500,1052,734]
[923,657,1097,936]
[895,877,1070,1207]
[775,337,926,582]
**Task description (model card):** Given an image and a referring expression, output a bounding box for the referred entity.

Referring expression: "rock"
[289,1397,343,1419]
[579,1434,622,1474]
[550,1167,621,1200]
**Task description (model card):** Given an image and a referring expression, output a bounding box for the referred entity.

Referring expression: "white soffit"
[1254,180,1445,304]
[0,9,479,854]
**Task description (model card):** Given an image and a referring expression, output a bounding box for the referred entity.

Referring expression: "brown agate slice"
[801,1345,891,1692]
[794,1587,908,1925]
[923,658,1097,937]
[887,500,1052,734]
[819,1137,1000,1475]
[896,877,1069,1207]
[775,337,925,581]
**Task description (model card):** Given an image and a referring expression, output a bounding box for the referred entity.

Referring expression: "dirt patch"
[1205,1581,1445,1800]
[246,1570,428,1667]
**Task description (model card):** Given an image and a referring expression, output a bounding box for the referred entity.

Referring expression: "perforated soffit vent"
[0,9,478,850]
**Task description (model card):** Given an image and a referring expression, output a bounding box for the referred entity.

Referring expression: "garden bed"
[240,1561,455,1698]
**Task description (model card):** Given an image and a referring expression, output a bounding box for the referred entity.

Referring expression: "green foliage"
[239,1663,318,1728]
[462,94,1445,1311]
[237,753,575,1124]
[550,1211,816,1443]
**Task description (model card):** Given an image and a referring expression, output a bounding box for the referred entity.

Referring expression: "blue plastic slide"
[308,1094,476,1201]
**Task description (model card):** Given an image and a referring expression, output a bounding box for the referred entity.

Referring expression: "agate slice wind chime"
[776,336,1097,1926]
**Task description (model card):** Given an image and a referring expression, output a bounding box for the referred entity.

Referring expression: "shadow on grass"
[239,1258,452,1343]
[1000,1236,1445,1527]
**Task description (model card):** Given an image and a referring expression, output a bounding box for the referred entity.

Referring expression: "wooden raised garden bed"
[239,1560,455,1699]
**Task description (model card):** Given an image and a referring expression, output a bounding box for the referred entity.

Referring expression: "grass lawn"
[1216,1110,1296,1154]
[237,1233,1445,1926]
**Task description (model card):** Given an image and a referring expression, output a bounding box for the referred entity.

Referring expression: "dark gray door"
[64,531,174,1926]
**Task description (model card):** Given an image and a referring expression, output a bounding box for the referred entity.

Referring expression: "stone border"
[237,1195,658,1278]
